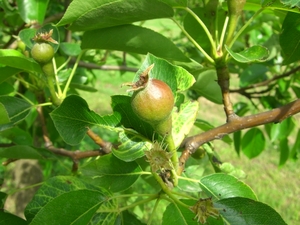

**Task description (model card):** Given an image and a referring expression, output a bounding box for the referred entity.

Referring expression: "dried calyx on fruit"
[31,29,58,65]
[123,64,174,136]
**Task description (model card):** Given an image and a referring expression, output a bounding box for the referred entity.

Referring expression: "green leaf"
[0,67,22,84]
[178,164,203,192]
[191,69,223,104]
[270,117,294,142]
[18,28,36,49]
[241,128,265,159]
[233,102,249,117]
[161,0,187,6]
[215,197,287,225]
[239,64,268,88]
[233,131,242,156]
[29,189,113,225]
[81,154,142,192]
[81,24,190,62]
[162,199,223,225]
[279,138,289,166]
[0,127,33,145]
[0,103,10,125]
[119,210,146,225]
[172,101,199,148]
[25,176,114,223]
[16,0,49,24]
[0,96,32,131]
[200,173,257,200]
[50,95,121,146]
[262,0,300,13]
[290,129,300,159]
[225,45,269,63]
[57,0,174,31]
[0,145,44,160]
[51,95,151,161]
[0,49,42,73]
[280,12,300,64]
[162,200,199,225]
[0,82,14,95]
[70,83,98,92]
[113,129,152,161]
[0,212,27,225]
[281,0,300,8]
[59,42,81,56]
[133,53,195,94]
[194,119,214,131]
[0,192,7,208]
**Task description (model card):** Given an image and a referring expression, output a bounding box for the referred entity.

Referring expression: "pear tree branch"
[178,98,300,175]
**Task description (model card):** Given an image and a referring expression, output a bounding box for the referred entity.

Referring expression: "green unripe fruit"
[31,42,54,64]
[131,79,174,123]
[126,64,174,136]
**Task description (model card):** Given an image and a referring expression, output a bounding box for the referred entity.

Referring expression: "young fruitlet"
[31,42,54,64]
[31,29,58,64]
[124,64,174,136]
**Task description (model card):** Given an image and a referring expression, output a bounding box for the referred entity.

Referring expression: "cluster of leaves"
[0,0,299,224]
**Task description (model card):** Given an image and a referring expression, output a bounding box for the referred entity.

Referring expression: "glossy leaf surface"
[0,145,44,160]
[225,45,269,63]
[172,101,199,148]
[81,154,142,192]
[0,67,22,84]
[163,199,223,225]
[279,12,300,64]
[16,0,49,24]
[25,176,115,223]
[242,128,265,159]
[191,69,222,104]
[50,95,121,145]
[0,49,42,73]
[81,24,189,62]
[0,212,27,225]
[29,190,113,225]
[200,173,257,200]
[0,96,32,131]
[215,197,287,225]
[57,0,173,31]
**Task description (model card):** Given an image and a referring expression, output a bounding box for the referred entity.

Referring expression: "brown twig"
[86,128,112,154]
[70,59,138,72]
[215,58,236,121]
[178,98,300,175]
[230,65,300,96]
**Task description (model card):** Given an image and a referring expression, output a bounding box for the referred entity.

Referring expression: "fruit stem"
[46,74,61,106]
[51,57,63,97]
[165,133,179,186]
[171,18,214,64]
[62,50,85,99]
[152,172,190,208]
[41,62,61,106]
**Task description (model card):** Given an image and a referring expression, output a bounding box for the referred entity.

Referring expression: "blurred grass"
[80,67,300,225]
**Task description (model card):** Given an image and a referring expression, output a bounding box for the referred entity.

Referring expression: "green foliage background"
[0,0,300,224]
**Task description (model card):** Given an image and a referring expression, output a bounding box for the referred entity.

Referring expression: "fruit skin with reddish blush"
[31,42,54,64]
[131,78,174,124]
[124,64,175,136]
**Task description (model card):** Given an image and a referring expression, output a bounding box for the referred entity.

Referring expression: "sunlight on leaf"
[225,45,269,63]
